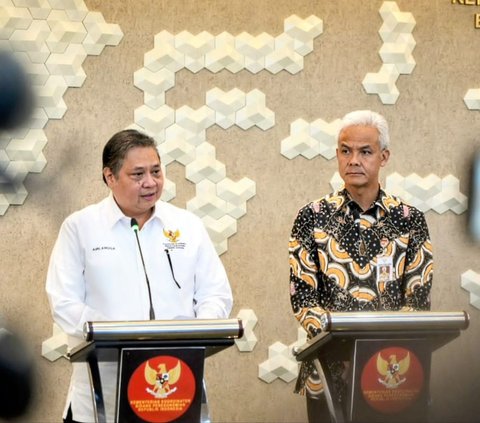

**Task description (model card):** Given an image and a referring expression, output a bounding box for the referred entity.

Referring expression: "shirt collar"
[104,193,165,229]
[151,200,168,226]
[104,193,127,228]
[337,187,390,214]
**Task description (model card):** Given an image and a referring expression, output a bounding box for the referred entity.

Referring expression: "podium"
[293,311,469,423]
[68,319,243,423]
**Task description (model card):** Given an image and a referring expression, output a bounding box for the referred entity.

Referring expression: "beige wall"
[1,0,479,422]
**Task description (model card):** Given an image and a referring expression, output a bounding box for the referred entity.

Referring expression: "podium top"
[83,318,243,342]
[319,311,469,332]
[293,311,470,362]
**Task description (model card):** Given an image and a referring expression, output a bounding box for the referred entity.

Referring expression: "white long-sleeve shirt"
[46,194,232,422]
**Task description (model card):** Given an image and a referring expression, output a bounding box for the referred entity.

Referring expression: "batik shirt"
[289,188,433,397]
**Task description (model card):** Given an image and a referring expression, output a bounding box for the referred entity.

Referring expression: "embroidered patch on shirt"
[163,228,186,249]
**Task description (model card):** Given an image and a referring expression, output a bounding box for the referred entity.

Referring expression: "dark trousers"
[307,395,333,423]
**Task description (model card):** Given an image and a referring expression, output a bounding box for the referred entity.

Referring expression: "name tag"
[376,255,394,282]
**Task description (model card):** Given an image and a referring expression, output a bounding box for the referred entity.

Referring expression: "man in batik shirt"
[289,110,433,422]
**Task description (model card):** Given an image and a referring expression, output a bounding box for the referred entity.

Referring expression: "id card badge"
[376,255,394,282]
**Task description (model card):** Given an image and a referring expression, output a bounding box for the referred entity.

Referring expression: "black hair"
[102,129,159,184]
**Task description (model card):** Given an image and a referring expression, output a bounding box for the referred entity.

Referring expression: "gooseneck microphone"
[130,218,155,320]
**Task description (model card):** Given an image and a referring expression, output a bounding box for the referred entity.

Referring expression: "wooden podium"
[293,311,469,423]
[68,319,243,423]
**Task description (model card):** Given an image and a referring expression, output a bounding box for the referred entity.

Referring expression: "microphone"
[130,218,155,320]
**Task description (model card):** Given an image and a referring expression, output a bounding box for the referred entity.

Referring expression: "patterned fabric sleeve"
[289,204,325,337]
[401,207,433,311]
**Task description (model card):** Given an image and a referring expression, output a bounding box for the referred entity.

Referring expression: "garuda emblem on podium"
[376,352,410,388]
[144,360,182,398]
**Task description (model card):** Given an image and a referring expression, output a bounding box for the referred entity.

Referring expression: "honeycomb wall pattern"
[131,15,323,255]
[0,0,123,215]
[362,1,416,104]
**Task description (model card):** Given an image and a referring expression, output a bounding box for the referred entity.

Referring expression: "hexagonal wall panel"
[201,214,237,255]
[235,308,258,352]
[41,323,69,362]
[461,270,480,309]
[258,328,307,384]
[386,172,467,214]
[235,89,275,130]
[464,88,480,110]
[362,63,400,105]
[281,117,341,160]
[235,31,274,74]
[284,14,323,56]
[206,87,246,129]
[205,32,244,74]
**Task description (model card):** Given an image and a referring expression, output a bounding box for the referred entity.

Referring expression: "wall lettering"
[452,0,480,26]
[452,0,480,5]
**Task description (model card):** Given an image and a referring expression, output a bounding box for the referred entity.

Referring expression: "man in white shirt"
[46,129,233,423]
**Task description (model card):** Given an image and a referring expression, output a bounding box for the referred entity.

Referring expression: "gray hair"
[338,110,390,150]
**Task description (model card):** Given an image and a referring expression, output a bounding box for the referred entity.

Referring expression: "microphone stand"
[130,218,155,320]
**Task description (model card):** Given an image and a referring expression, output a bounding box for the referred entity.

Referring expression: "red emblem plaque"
[127,355,196,423]
[360,346,424,414]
